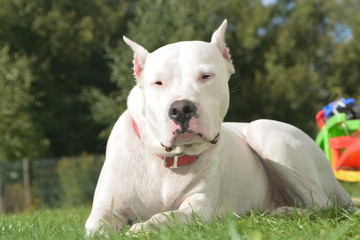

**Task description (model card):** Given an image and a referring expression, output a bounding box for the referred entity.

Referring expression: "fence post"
[23,158,31,210]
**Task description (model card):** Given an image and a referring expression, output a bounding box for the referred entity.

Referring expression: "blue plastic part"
[322,98,356,119]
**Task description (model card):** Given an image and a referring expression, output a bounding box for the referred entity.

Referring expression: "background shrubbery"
[0,155,103,212]
[56,155,103,206]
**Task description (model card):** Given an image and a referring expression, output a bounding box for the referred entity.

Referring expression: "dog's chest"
[123,161,196,219]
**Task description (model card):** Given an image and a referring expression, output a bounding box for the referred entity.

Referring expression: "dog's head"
[125,20,234,156]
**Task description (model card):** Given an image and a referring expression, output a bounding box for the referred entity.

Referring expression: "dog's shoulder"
[106,110,136,154]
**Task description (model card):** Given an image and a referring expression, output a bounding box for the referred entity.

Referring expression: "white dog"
[85,20,352,234]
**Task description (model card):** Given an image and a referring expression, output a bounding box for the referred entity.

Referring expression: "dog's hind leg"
[245,120,353,209]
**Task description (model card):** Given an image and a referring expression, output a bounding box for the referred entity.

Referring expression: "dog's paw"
[126,222,151,236]
[129,222,147,232]
[271,206,309,216]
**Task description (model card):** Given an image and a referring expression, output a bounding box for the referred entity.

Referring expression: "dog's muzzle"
[168,100,197,131]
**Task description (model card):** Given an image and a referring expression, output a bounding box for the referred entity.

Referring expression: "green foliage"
[56,155,103,206]
[213,0,354,135]
[328,0,360,101]
[0,0,130,158]
[0,46,47,161]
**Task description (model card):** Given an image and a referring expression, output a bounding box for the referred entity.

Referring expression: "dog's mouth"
[160,131,220,154]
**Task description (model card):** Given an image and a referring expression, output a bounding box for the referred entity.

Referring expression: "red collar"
[131,118,199,169]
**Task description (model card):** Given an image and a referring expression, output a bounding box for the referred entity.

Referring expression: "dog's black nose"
[169,100,197,127]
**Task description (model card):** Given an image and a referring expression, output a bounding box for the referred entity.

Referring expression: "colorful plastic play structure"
[315,98,360,182]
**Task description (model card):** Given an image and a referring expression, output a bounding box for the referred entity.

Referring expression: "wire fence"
[0,155,104,214]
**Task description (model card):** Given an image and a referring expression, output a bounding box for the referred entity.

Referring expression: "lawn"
[0,183,359,240]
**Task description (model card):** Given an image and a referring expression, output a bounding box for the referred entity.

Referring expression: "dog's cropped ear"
[123,36,149,85]
[211,20,235,75]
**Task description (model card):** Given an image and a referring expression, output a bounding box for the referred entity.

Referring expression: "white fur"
[85,20,352,234]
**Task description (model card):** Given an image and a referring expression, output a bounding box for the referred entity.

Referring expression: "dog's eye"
[201,73,212,81]
[154,81,163,86]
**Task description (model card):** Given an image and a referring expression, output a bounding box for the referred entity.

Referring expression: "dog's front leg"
[128,193,215,234]
[85,208,128,235]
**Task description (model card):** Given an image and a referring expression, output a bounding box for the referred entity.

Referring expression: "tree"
[328,0,360,103]
[0,0,130,156]
[0,46,47,161]
[210,0,355,135]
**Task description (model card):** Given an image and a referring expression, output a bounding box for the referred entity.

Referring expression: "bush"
[56,154,103,206]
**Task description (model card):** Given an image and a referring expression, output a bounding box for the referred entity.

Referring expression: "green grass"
[1,206,359,240]
[1,183,359,240]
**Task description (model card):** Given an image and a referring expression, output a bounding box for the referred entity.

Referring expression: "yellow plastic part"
[334,170,360,182]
